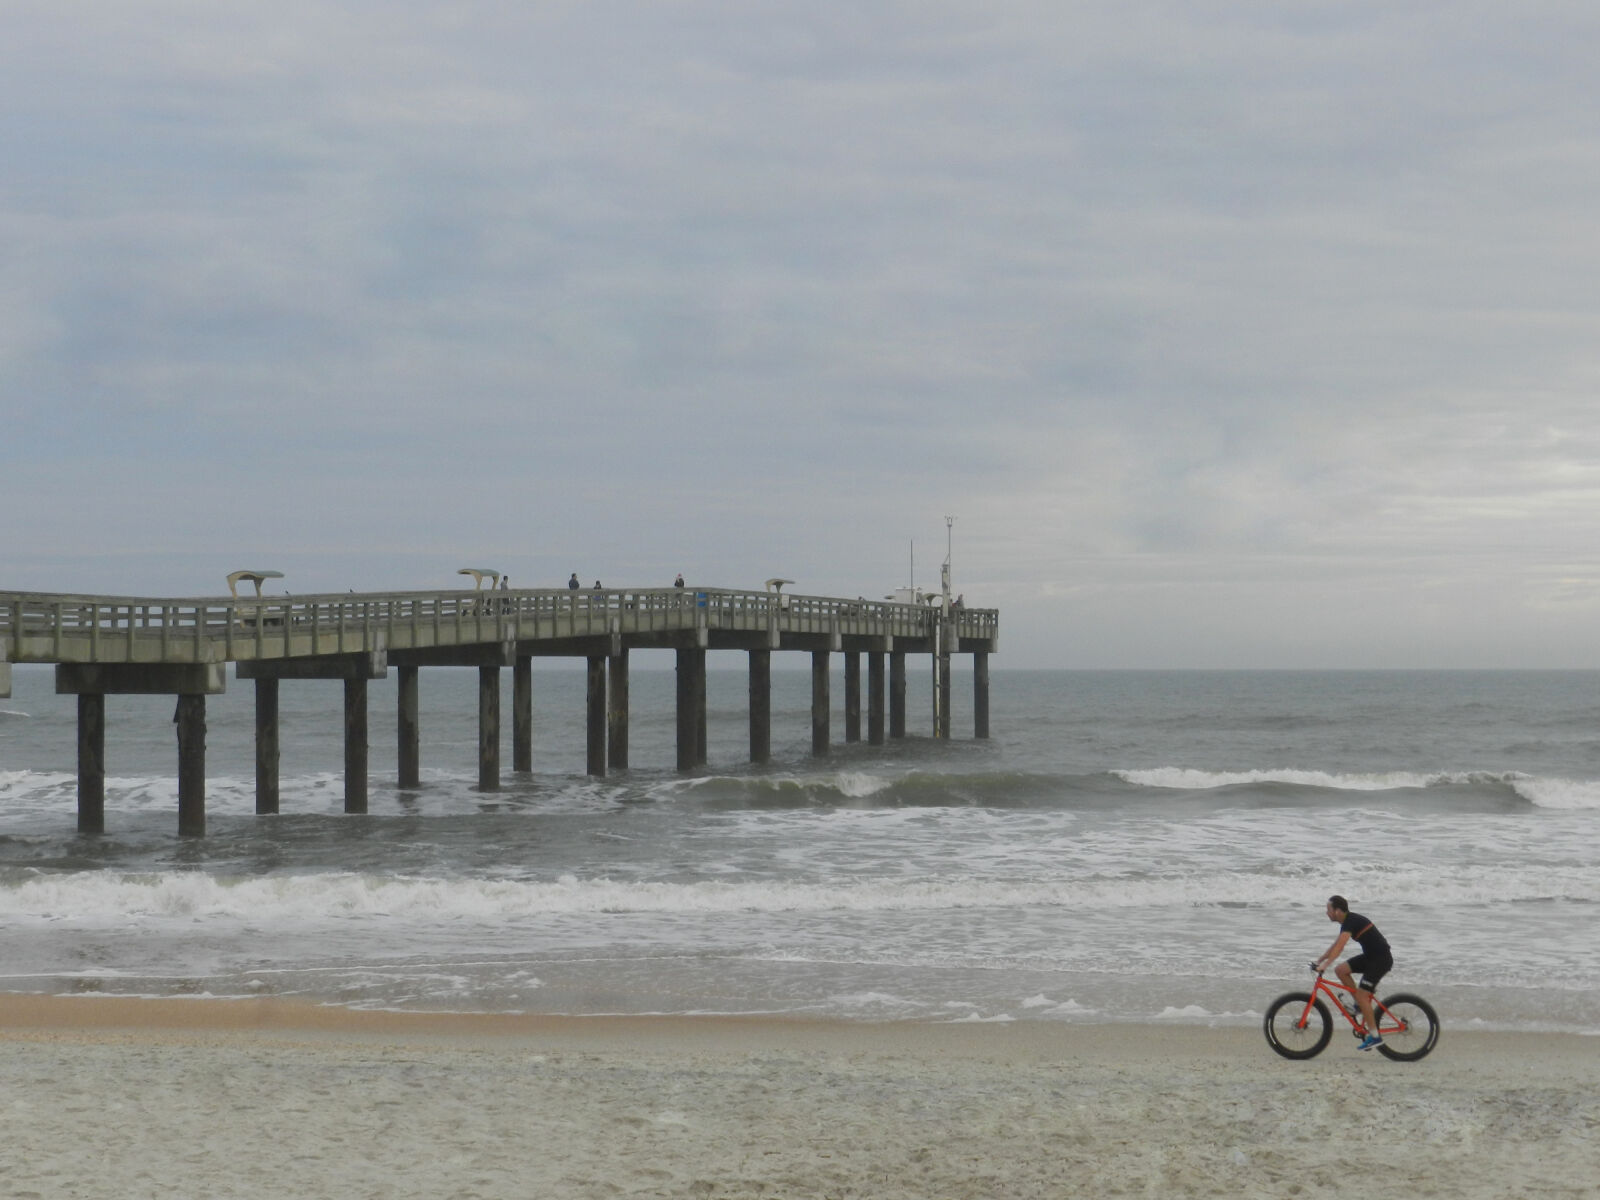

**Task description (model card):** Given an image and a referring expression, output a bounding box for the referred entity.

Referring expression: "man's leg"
[1334,962,1365,1030]
[1355,982,1378,1034]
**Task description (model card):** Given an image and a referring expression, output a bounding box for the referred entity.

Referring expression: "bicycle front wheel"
[1374,993,1440,1062]
[1264,992,1333,1059]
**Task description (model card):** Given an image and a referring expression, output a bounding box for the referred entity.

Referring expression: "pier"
[1,585,998,835]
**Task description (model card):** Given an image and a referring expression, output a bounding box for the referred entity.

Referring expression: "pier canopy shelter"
[226,569,283,599]
[457,568,500,590]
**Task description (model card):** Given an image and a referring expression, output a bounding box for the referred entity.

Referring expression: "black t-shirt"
[1341,911,1391,959]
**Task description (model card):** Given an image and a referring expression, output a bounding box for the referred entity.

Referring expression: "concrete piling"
[868,652,885,746]
[974,649,990,739]
[608,649,629,770]
[890,651,907,739]
[587,656,607,776]
[77,693,105,834]
[844,652,861,743]
[749,649,771,764]
[255,678,279,814]
[398,665,420,787]
[513,657,533,772]
[812,651,830,756]
[479,665,500,791]
[175,693,206,836]
[344,677,367,814]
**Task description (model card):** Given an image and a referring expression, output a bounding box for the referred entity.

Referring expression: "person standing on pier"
[568,573,579,590]
[674,573,685,588]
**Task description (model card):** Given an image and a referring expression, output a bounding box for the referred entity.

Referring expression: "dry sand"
[2,995,1596,1199]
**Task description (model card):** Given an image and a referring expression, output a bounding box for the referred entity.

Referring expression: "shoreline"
[0,992,1593,1056]
[5,994,1598,1199]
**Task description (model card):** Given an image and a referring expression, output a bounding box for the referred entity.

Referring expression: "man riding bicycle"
[1313,895,1393,1051]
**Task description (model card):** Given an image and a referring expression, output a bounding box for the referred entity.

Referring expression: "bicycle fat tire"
[1264,992,1334,1059]
[1374,993,1440,1062]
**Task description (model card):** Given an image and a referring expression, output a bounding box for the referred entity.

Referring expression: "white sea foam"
[672,772,895,800]
[1113,766,1592,801]
[1116,766,1600,810]
[1116,767,1448,791]
[5,860,1597,925]
[1508,776,1600,810]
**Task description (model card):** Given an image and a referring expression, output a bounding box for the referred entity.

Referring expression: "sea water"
[2,665,1596,1031]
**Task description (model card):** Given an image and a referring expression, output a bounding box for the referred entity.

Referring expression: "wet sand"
[2,995,1596,1199]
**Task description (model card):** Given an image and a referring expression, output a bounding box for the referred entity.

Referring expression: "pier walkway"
[1,585,998,835]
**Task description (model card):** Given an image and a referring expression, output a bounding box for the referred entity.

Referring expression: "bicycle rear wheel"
[1374,993,1440,1062]
[1263,992,1333,1059]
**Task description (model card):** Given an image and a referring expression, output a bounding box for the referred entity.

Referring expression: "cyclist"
[1313,895,1393,1051]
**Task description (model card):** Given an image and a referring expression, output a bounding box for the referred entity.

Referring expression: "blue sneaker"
[1358,1033,1384,1051]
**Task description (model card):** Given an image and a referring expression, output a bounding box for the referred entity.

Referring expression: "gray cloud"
[3,2,1599,664]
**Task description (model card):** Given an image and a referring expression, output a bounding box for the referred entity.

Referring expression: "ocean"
[2,664,1596,1032]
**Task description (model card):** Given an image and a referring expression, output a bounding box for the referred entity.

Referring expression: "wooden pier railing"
[3,586,997,666]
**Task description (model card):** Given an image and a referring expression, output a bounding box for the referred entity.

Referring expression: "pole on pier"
[867,652,885,746]
[844,652,861,743]
[397,665,420,787]
[676,647,706,771]
[811,651,830,756]
[255,678,279,814]
[479,665,501,791]
[513,656,532,773]
[175,693,206,837]
[608,649,629,770]
[586,656,607,777]
[749,649,771,764]
[889,651,907,739]
[974,649,990,739]
[344,677,368,814]
[77,693,105,834]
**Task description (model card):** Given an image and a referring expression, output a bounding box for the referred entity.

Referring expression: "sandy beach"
[2,996,1595,1199]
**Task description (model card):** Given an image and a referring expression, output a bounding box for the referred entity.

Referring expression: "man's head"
[1326,895,1349,922]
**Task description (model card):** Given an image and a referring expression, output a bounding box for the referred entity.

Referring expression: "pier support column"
[175,694,207,837]
[513,657,532,773]
[811,651,830,756]
[344,677,368,814]
[478,665,500,791]
[77,693,105,834]
[676,647,706,771]
[748,649,771,764]
[60,662,227,836]
[889,651,907,738]
[697,668,708,767]
[974,650,990,739]
[868,652,885,746]
[255,678,279,814]
[397,666,420,788]
[607,649,629,770]
[586,656,607,777]
[936,624,953,739]
[844,652,861,743]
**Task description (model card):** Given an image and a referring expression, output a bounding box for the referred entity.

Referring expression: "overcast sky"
[4,2,1599,667]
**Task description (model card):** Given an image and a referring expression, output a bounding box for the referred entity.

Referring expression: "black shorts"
[1348,952,1392,992]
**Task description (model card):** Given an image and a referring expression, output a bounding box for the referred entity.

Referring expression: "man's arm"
[1314,931,1350,971]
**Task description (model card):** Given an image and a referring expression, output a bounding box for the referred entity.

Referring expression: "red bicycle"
[1264,966,1440,1062]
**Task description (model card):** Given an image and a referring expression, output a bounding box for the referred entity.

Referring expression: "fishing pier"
[1,584,998,835]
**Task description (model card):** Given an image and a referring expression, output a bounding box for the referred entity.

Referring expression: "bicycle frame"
[1301,970,1409,1037]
